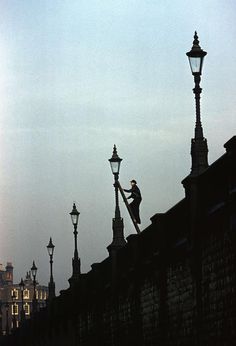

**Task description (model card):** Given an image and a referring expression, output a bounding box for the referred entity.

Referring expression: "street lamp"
[109,144,122,219]
[11,290,17,330]
[186,31,208,175]
[31,261,38,313]
[107,145,126,254]
[19,278,25,323]
[69,203,81,283]
[47,237,55,300]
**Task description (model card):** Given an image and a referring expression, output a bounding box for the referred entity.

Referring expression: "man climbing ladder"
[118,180,142,234]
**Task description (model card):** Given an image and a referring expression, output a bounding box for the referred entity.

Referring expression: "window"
[24,303,30,316]
[44,291,47,300]
[23,289,30,299]
[40,291,43,300]
[11,320,19,328]
[11,289,18,300]
[11,303,18,315]
[36,290,39,299]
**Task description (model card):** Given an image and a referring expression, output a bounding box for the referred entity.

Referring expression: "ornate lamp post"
[186,31,208,175]
[69,203,81,284]
[31,261,38,313]
[19,278,25,323]
[107,145,126,254]
[11,290,17,330]
[47,237,55,300]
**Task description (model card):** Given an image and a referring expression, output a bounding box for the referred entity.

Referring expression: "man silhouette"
[123,180,142,224]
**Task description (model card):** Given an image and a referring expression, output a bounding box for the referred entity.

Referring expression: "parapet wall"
[5,209,236,345]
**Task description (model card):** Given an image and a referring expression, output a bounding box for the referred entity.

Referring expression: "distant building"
[0,263,48,335]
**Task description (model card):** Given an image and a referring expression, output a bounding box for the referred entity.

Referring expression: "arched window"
[24,303,30,316]
[11,303,18,315]
[11,289,19,299]
[23,289,30,299]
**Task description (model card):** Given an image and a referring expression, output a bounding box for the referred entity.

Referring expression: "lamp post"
[47,237,55,300]
[11,290,17,330]
[186,31,208,175]
[69,203,81,284]
[107,145,126,254]
[19,278,25,323]
[5,303,9,336]
[31,261,38,313]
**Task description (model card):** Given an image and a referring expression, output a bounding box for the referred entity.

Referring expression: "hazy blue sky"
[0,0,236,292]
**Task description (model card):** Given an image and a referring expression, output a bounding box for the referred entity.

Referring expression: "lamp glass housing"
[188,56,204,75]
[109,160,121,175]
[71,213,79,226]
[47,238,55,256]
[108,145,122,176]
[31,261,37,278]
[70,204,80,226]
[186,32,207,75]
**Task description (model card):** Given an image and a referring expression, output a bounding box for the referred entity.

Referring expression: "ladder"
[117,181,141,234]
